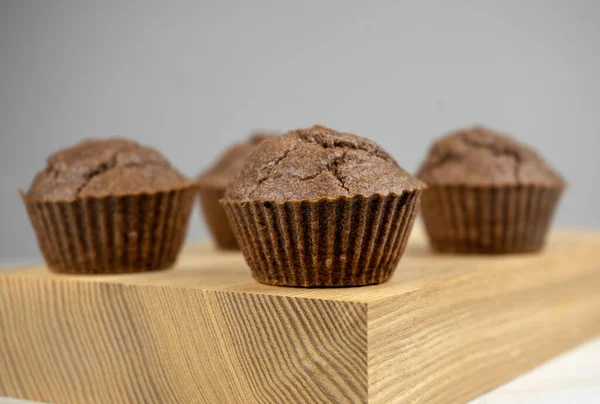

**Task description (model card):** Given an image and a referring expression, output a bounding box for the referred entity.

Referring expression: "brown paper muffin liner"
[221,191,422,287]
[198,185,239,250]
[21,187,197,274]
[420,185,563,254]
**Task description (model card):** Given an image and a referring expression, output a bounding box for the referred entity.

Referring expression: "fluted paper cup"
[421,185,563,254]
[20,186,197,274]
[221,191,422,287]
[198,185,239,250]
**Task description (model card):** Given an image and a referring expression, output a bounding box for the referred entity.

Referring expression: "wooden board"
[1,228,600,404]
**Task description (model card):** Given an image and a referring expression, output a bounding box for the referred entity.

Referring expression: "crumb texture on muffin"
[27,138,190,201]
[417,126,565,187]
[225,125,425,202]
[198,132,275,186]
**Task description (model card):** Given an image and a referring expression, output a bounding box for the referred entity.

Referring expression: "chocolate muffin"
[22,138,197,274]
[221,125,426,287]
[417,126,566,254]
[197,132,275,249]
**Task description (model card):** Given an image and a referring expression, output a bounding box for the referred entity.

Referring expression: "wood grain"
[1,228,600,403]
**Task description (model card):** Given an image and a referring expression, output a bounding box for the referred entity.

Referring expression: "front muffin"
[197,132,275,250]
[417,126,566,254]
[221,125,426,287]
[22,138,197,274]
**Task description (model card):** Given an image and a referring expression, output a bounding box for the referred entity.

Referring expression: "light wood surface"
[1,228,600,403]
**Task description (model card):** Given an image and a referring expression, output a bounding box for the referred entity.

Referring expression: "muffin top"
[417,126,566,188]
[198,131,276,187]
[225,125,425,202]
[26,138,190,202]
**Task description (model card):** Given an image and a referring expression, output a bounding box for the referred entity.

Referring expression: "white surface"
[1,338,599,403]
[472,337,600,403]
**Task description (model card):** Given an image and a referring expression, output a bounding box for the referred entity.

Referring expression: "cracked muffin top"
[224,125,425,202]
[198,131,277,188]
[417,126,565,188]
[26,138,191,202]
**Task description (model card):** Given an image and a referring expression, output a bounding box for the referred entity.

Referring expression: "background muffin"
[197,132,276,249]
[22,138,197,274]
[417,126,566,253]
[222,125,425,287]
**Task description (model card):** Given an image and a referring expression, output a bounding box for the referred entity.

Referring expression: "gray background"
[0,0,598,260]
